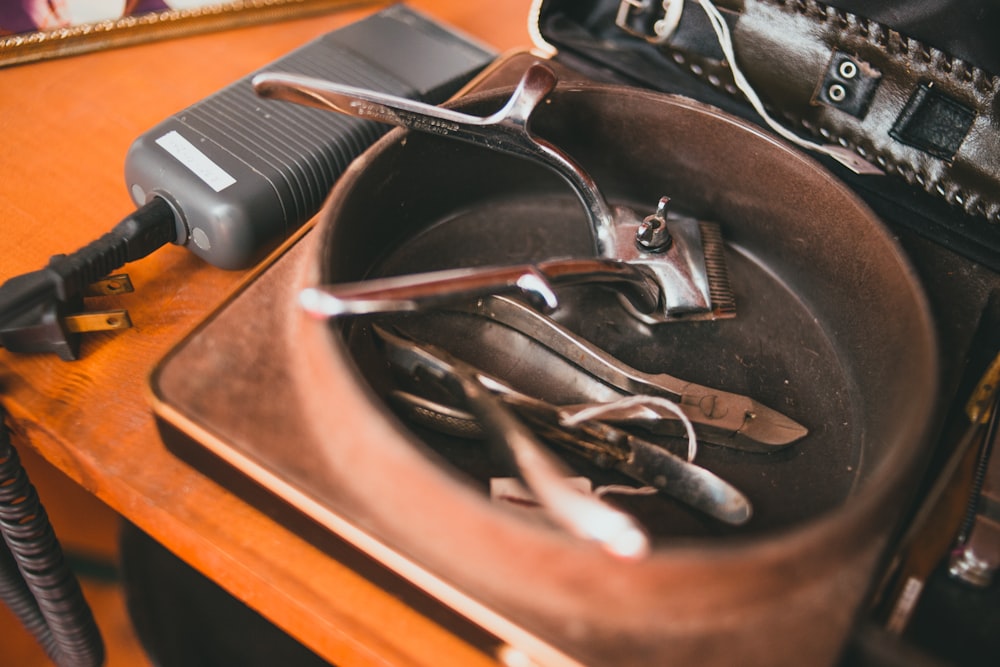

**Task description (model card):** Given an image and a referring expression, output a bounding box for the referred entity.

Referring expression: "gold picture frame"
[0,0,378,68]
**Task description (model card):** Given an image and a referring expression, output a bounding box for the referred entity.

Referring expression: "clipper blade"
[615,213,738,324]
[700,220,737,320]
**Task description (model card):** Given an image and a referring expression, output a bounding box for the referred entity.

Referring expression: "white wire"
[559,394,699,463]
[654,0,685,42]
[693,0,881,174]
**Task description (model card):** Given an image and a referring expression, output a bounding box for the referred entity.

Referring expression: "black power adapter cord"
[0,198,175,665]
[0,196,177,361]
[0,405,104,667]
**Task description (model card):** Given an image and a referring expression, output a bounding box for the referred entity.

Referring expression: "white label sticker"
[155,130,236,192]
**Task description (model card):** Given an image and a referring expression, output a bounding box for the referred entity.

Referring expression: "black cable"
[0,197,178,360]
[0,198,177,662]
[0,404,105,667]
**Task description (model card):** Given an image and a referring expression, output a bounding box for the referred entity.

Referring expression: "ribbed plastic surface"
[177,39,412,228]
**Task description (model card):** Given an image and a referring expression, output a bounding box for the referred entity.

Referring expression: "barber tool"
[373,325,651,559]
[376,293,806,452]
[456,295,808,452]
[254,62,736,324]
[388,388,753,526]
[298,258,661,319]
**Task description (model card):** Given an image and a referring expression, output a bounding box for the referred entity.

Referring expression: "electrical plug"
[0,198,176,361]
[0,269,133,361]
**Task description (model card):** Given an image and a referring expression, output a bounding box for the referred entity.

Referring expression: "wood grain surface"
[0,2,536,665]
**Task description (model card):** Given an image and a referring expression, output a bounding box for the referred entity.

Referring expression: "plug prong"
[63,310,132,334]
[83,274,134,297]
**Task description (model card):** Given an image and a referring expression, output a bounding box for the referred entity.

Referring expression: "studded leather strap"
[643,0,1000,222]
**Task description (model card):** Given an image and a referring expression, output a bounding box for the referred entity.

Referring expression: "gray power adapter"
[124,5,496,270]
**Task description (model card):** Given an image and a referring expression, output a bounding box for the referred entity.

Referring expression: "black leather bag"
[536,0,1000,268]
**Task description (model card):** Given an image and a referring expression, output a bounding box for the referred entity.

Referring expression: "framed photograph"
[0,0,374,68]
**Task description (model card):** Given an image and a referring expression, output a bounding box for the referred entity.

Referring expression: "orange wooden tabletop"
[0,2,537,665]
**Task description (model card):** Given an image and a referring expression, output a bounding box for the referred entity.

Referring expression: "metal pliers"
[454,295,808,452]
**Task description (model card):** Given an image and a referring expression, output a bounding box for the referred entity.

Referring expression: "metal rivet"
[828,83,847,102]
[838,60,858,79]
[636,196,673,252]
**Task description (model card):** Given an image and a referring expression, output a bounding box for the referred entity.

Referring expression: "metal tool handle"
[459,372,652,558]
[252,63,618,255]
[298,258,660,319]
[299,265,559,318]
[414,387,753,526]
[388,384,754,525]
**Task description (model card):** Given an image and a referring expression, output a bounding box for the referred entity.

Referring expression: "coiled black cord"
[0,404,104,667]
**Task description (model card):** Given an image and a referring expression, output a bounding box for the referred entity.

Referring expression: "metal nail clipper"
[254,63,735,324]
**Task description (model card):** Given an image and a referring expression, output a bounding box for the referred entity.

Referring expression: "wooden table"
[0,2,536,665]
